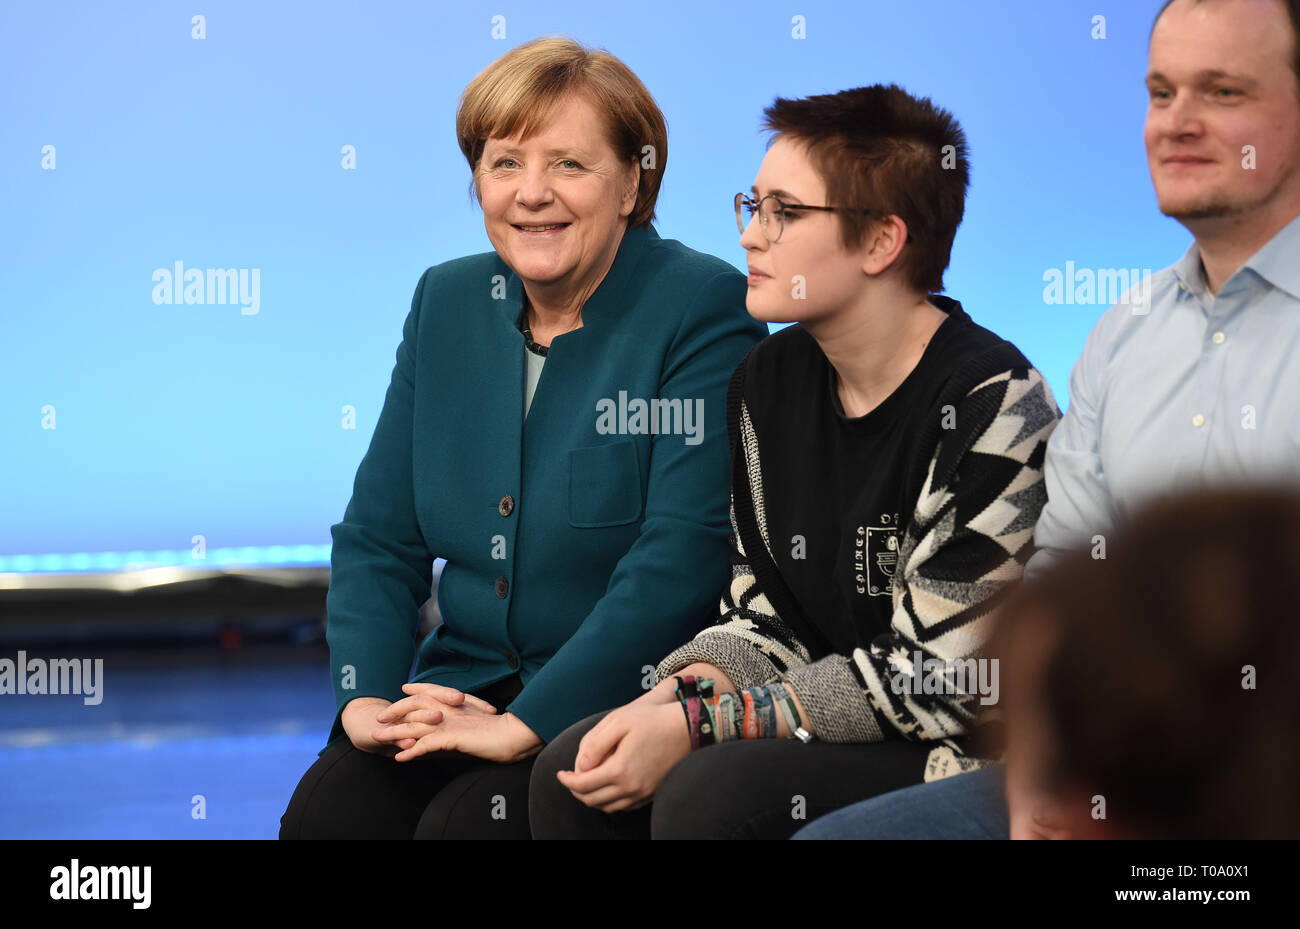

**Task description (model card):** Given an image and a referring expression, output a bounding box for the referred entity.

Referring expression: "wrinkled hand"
[369,683,541,763]
[379,709,543,763]
[373,682,499,752]
[341,697,402,756]
[556,701,691,813]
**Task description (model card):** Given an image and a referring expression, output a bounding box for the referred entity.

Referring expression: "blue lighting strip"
[0,545,332,575]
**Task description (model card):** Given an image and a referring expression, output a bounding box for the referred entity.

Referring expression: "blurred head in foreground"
[993,486,1300,839]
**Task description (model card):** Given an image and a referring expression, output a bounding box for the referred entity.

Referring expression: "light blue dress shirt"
[1028,211,1300,578]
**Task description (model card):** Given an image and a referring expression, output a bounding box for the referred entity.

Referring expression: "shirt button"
[494,576,509,598]
[1212,331,1225,344]
[505,651,519,670]
[1192,413,1206,428]
[498,495,515,517]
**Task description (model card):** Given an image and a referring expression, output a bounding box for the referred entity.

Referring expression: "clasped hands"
[340,682,542,764]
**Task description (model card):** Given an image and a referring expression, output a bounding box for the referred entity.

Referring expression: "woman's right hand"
[341,697,401,755]
[376,682,498,726]
[341,688,498,755]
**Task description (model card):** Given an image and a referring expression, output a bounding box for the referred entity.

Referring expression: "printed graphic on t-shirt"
[855,513,901,597]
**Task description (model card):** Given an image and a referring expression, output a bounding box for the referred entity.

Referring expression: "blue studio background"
[0,0,1178,837]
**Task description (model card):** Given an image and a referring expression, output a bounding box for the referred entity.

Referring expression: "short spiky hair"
[761,84,970,294]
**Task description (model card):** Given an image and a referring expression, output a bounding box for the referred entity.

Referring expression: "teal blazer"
[324,224,766,748]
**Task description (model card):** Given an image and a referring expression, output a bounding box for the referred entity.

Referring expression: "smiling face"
[740,135,874,325]
[1145,0,1300,224]
[476,92,639,295]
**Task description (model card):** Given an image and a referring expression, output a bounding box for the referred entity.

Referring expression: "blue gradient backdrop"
[0,0,1184,570]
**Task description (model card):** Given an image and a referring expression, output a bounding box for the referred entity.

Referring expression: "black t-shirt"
[747,296,1005,656]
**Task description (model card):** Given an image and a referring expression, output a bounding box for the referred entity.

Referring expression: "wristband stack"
[674,674,716,748]
[673,675,811,747]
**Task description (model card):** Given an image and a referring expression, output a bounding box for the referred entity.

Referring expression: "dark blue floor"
[0,645,336,839]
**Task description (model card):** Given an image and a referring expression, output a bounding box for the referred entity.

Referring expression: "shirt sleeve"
[1024,318,1119,584]
[773,366,1061,744]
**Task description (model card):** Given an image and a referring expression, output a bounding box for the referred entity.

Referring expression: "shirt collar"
[1172,239,1209,300]
[1243,210,1300,302]
[1173,210,1300,302]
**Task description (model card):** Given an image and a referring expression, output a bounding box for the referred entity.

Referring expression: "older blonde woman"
[279,37,765,839]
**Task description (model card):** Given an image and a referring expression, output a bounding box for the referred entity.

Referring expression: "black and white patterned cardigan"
[655,338,1062,781]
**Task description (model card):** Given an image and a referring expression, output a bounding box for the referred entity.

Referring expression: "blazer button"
[505,651,519,670]
[498,495,515,517]
[494,576,509,598]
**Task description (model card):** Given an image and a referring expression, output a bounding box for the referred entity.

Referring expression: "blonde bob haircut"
[456,36,667,229]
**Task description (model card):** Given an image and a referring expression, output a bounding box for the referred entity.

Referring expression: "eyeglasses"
[734,192,913,244]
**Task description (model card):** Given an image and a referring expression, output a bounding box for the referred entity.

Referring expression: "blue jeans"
[790,764,1009,839]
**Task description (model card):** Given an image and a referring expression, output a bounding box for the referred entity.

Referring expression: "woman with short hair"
[280,37,765,839]
[530,83,1062,839]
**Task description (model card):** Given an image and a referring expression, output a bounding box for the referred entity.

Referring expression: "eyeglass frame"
[734,192,914,244]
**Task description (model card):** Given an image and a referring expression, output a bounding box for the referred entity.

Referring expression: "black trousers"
[529,709,933,839]
[279,674,535,839]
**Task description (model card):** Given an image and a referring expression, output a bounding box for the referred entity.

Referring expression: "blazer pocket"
[568,440,643,528]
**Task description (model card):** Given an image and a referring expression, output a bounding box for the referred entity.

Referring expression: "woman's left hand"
[555,702,692,813]
[372,681,505,756]
[373,689,544,763]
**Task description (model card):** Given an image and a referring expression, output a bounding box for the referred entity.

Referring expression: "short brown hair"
[1153,0,1300,95]
[761,84,970,295]
[455,37,667,229]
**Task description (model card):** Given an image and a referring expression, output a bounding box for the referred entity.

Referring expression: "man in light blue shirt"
[1027,211,1300,581]
[794,0,1300,841]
